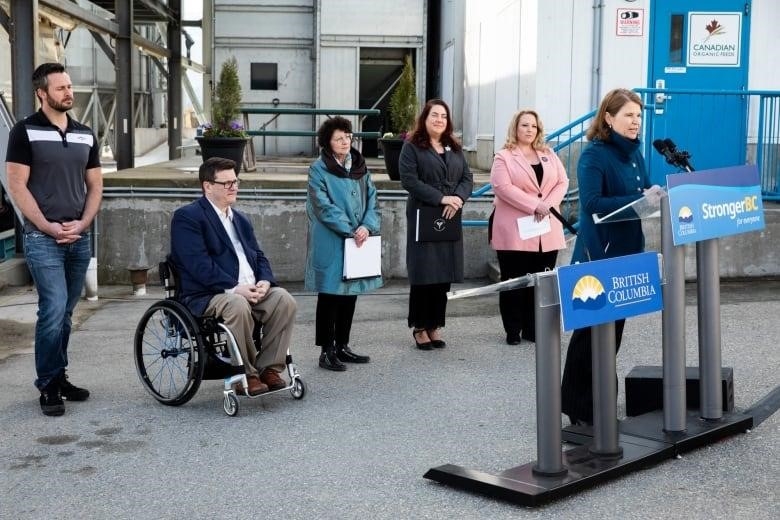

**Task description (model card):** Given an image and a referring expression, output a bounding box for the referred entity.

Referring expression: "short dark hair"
[32,62,66,92]
[199,157,237,184]
[317,116,353,150]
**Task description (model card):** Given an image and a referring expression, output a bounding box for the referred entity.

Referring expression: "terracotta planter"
[196,136,247,174]
[379,138,404,181]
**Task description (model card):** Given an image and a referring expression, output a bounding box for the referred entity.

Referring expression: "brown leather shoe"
[234,375,268,396]
[259,368,287,391]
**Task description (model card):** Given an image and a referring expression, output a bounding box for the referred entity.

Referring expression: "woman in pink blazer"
[489,110,569,344]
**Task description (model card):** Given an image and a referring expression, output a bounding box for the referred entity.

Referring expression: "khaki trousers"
[205,287,297,376]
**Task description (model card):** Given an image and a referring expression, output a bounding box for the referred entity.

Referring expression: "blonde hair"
[503,110,546,151]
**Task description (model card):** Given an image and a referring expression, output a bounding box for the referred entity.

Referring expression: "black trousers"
[496,249,558,341]
[315,293,357,351]
[407,283,450,329]
[560,319,626,423]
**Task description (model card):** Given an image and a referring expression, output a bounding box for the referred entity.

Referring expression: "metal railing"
[465,87,780,229]
[634,87,780,200]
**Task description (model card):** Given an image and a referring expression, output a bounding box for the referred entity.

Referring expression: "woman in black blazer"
[399,99,473,350]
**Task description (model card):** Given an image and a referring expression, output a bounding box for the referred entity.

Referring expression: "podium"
[425,167,762,506]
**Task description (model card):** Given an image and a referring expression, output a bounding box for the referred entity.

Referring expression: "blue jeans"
[24,231,91,390]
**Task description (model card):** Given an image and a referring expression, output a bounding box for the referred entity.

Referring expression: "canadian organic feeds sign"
[687,12,742,67]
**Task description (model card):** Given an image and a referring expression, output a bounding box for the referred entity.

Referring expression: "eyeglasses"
[331,134,354,144]
[210,179,240,189]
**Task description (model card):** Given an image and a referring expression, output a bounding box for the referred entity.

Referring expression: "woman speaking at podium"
[561,88,660,426]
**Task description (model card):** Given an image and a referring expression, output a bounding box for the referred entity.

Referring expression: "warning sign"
[616,8,644,37]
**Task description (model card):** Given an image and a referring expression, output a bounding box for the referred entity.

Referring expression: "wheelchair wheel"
[290,378,305,400]
[223,392,239,416]
[134,300,205,406]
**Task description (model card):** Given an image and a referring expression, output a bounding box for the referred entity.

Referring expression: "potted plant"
[196,56,248,174]
[380,55,418,180]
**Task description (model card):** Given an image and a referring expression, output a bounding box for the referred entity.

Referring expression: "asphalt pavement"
[0,279,778,519]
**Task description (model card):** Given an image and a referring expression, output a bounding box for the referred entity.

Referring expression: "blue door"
[648,0,751,184]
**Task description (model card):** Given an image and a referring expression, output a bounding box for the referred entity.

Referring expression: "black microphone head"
[663,138,677,152]
[652,139,667,153]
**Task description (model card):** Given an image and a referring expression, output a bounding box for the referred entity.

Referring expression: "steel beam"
[9,0,37,120]
[115,0,134,170]
[39,0,170,59]
[167,0,182,160]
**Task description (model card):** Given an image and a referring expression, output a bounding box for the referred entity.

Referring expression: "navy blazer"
[170,197,276,316]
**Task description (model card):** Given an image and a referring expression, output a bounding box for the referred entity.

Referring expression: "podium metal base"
[562,410,753,455]
[423,434,670,507]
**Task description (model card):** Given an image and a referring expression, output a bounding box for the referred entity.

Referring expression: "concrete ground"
[0,279,778,519]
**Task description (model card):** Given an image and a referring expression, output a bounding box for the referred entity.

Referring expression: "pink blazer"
[489,147,569,252]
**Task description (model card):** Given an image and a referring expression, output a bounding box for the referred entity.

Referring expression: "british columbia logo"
[571,272,656,309]
[678,206,693,223]
[571,275,606,310]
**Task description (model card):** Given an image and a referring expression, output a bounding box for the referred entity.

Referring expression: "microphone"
[653,139,677,165]
[663,138,693,171]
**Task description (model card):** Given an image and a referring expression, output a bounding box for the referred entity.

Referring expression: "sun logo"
[571,275,606,310]
[678,206,693,223]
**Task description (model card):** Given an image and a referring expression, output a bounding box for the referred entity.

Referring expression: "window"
[669,14,684,64]
[250,63,278,90]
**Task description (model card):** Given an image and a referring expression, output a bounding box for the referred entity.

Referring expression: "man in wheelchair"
[170,157,297,396]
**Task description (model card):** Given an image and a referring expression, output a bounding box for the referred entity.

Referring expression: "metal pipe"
[661,196,687,431]
[589,322,623,459]
[532,270,567,477]
[696,239,723,420]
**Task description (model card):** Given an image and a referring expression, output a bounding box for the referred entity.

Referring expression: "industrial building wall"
[214,1,315,155]
[456,0,780,170]
[213,0,425,156]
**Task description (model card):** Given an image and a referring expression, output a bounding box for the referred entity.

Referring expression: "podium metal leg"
[532,272,566,476]
[696,238,723,420]
[590,322,623,459]
[661,197,687,431]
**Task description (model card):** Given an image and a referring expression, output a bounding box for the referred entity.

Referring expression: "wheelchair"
[133,259,305,416]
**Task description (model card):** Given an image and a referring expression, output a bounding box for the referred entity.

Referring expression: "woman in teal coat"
[305,116,383,371]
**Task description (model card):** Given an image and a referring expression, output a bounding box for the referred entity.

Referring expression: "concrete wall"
[96,192,780,285]
[96,194,496,285]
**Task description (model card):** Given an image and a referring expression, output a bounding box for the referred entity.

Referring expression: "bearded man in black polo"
[6,62,103,416]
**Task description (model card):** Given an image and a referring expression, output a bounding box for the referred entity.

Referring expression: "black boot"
[319,344,347,371]
[336,344,370,363]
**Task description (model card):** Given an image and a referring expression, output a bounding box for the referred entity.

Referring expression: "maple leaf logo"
[704,19,725,41]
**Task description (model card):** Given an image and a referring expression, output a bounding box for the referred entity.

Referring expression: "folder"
[343,236,382,280]
[415,206,462,242]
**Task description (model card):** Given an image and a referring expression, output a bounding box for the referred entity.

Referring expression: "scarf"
[320,147,368,180]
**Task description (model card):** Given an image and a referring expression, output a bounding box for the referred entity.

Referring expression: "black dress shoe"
[336,344,370,363]
[413,330,433,350]
[319,348,347,371]
[427,329,446,348]
[506,333,521,345]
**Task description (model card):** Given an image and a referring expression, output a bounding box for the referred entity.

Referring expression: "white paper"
[517,215,551,239]
[343,236,382,280]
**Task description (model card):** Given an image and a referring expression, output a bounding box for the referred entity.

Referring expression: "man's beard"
[47,98,73,113]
